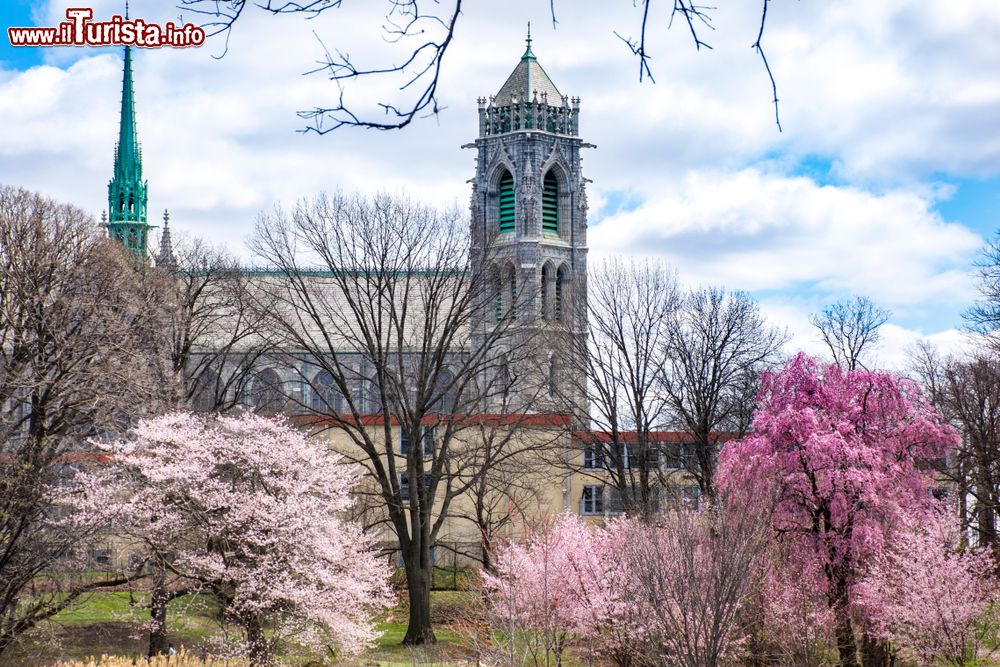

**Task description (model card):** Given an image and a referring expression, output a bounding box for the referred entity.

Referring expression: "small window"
[583,444,604,469]
[625,443,659,471]
[400,425,434,457]
[542,171,559,234]
[607,486,625,515]
[399,473,434,504]
[581,485,605,515]
[498,171,515,233]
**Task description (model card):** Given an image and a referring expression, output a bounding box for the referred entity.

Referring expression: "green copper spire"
[523,22,535,60]
[107,44,153,257]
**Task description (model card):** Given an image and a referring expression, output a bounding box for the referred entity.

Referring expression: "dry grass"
[53,649,247,667]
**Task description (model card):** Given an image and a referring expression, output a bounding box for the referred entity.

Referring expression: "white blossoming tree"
[75,411,392,665]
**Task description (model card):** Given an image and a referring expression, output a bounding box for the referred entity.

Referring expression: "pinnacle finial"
[125,0,129,19]
[163,208,170,225]
[522,21,535,60]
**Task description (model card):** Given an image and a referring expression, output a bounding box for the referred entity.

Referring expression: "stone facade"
[468,36,590,415]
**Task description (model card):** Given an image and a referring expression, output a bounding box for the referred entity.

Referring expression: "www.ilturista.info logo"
[8,8,206,48]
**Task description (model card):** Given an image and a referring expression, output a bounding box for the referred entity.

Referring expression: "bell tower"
[107,44,153,257]
[469,27,590,415]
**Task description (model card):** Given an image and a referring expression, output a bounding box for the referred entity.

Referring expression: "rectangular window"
[400,425,435,457]
[420,425,435,457]
[582,443,604,469]
[399,473,434,504]
[607,486,624,515]
[662,443,690,470]
[625,443,660,471]
[581,485,605,515]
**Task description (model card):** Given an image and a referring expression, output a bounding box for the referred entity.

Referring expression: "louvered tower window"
[542,171,559,234]
[498,171,515,233]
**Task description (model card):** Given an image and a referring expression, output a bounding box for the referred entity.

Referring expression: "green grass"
[53,591,221,642]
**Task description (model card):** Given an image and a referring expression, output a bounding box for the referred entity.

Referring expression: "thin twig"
[752,0,782,131]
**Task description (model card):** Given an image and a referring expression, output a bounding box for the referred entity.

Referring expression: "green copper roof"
[107,44,152,257]
[494,25,563,105]
[114,45,141,184]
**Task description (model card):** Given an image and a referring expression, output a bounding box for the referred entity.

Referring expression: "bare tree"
[661,287,787,498]
[966,231,1000,351]
[162,236,275,413]
[809,295,890,371]
[567,257,681,518]
[0,186,168,655]
[178,1,780,133]
[909,341,1000,554]
[453,411,559,574]
[248,191,543,645]
[942,356,1000,553]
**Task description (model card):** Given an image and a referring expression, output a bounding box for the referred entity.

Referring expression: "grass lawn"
[8,589,477,666]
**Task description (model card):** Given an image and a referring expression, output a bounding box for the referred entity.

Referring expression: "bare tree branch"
[179,0,784,132]
[809,295,890,371]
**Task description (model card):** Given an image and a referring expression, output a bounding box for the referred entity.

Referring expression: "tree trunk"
[246,614,269,667]
[860,633,893,667]
[834,610,860,667]
[402,550,436,645]
[147,568,170,658]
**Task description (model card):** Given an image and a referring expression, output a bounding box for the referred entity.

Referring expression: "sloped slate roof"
[495,48,563,105]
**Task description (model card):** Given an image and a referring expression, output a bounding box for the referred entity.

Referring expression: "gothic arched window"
[555,265,568,323]
[542,171,559,234]
[540,263,551,322]
[250,369,284,414]
[498,170,515,233]
[432,368,456,413]
[311,370,343,414]
[191,369,218,412]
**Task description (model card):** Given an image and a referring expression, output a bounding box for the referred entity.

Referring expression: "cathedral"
[106,32,592,414]
[101,34,699,549]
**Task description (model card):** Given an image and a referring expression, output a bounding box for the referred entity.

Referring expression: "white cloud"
[590,168,982,310]
[1,0,996,344]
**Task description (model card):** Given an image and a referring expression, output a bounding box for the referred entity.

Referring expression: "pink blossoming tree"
[482,514,605,666]
[74,412,392,666]
[482,507,770,667]
[856,508,999,666]
[718,353,959,667]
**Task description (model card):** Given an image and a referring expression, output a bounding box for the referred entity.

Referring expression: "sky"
[1,0,998,369]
